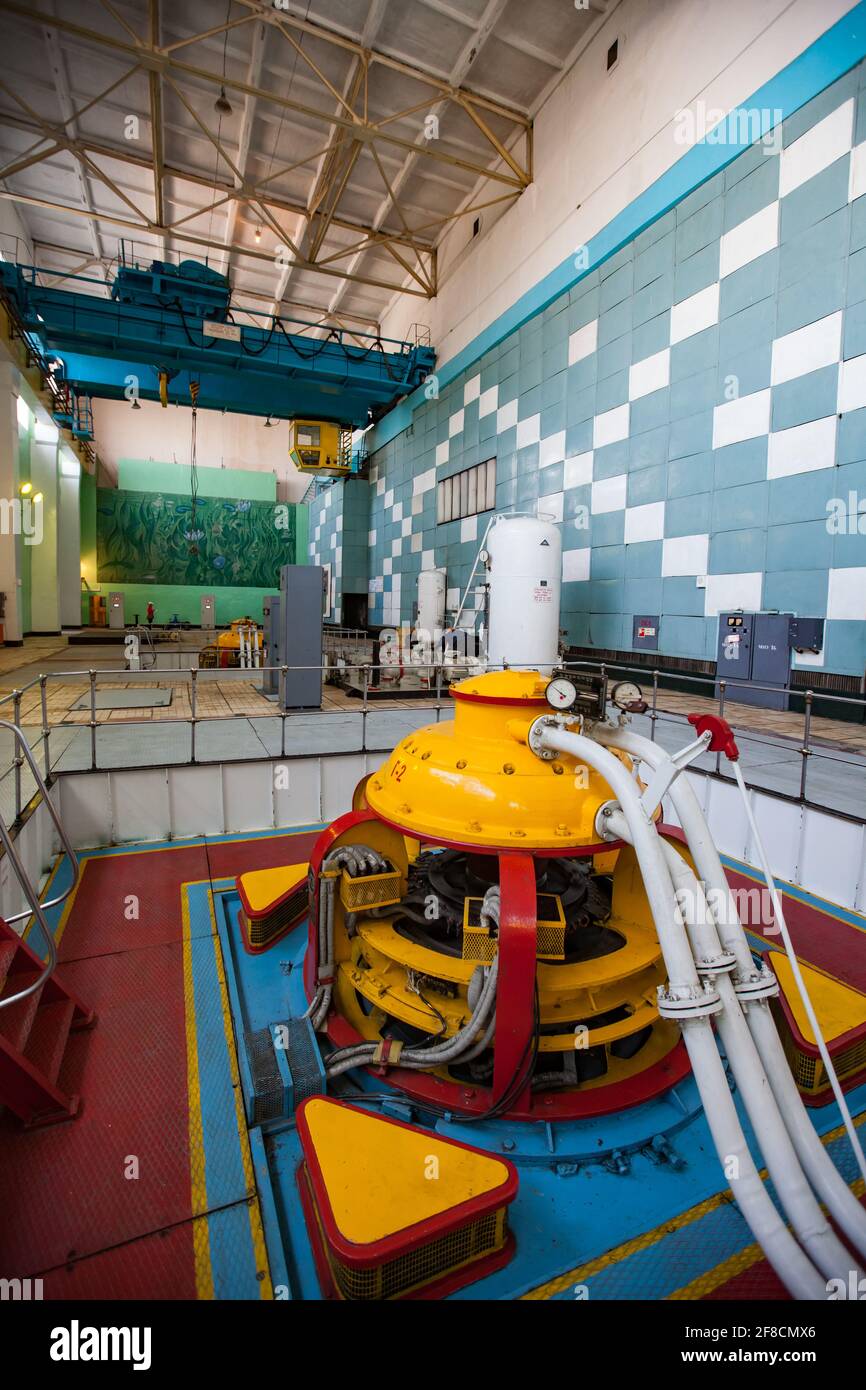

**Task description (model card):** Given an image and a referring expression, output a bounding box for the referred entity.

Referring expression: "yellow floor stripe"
[522,1110,866,1300]
[181,890,215,1300]
[207,887,274,1300]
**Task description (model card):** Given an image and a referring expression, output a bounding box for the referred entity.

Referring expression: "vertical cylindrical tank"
[485,515,561,671]
[416,567,446,640]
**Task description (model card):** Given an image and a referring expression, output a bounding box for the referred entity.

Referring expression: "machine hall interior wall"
[316,57,866,677]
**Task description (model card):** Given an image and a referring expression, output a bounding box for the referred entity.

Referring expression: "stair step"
[25,999,76,1086]
[0,940,17,994]
[0,973,44,1053]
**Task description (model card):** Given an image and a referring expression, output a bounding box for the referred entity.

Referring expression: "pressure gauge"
[545,676,578,711]
[611,680,645,711]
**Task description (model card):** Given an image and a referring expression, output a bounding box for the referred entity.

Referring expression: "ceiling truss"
[0,0,542,310]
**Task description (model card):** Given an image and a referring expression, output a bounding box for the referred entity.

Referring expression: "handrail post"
[436,666,442,724]
[280,665,288,759]
[650,668,659,743]
[361,661,369,750]
[40,674,51,778]
[190,666,197,765]
[89,668,97,771]
[800,690,813,802]
[12,690,21,819]
[716,679,726,776]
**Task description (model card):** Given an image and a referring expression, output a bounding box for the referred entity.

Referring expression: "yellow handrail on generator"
[289,420,352,476]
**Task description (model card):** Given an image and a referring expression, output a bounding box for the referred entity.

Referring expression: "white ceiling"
[0,0,609,336]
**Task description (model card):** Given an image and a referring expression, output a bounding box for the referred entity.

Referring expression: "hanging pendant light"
[214,85,233,116]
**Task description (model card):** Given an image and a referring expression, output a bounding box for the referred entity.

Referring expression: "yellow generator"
[200,617,262,668]
[289,420,352,477]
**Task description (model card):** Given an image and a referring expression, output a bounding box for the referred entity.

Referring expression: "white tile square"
[411,532,422,553]
[497,398,518,433]
[562,547,591,582]
[516,413,541,448]
[568,319,598,365]
[629,348,670,401]
[767,415,837,479]
[538,491,564,522]
[827,566,866,620]
[376,476,385,496]
[540,430,566,467]
[383,557,393,575]
[449,409,464,438]
[384,488,394,509]
[719,201,779,279]
[624,501,665,544]
[461,515,478,543]
[838,354,866,413]
[712,388,771,449]
[779,99,854,198]
[564,452,593,489]
[591,473,627,514]
[771,311,842,386]
[435,441,449,467]
[392,501,403,522]
[593,403,630,449]
[479,385,498,417]
[412,495,423,516]
[401,517,412,537]
[850,141,866,202]
[464,375,481,405]
[368,529,376,546]
[670,283,719,345]
[422,551,435,569]
[392,538,402,557]
[413,467,436,494]
[703,571,763,618]
[661,533,709,577]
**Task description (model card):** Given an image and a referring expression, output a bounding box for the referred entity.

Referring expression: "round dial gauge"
[545,676,578,711]
[611,680,643,710]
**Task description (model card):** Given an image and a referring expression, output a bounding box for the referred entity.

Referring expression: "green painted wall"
[94,583,273,628]
[79,469,97,624]
[118,459,277,501]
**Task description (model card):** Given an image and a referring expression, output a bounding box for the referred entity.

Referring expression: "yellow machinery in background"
[200,616,263,668]
[289,420,352,477]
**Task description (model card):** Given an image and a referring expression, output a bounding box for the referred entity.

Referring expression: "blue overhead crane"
[0,256,436,428]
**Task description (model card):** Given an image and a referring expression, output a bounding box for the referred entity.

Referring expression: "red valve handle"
[687,712,739,762]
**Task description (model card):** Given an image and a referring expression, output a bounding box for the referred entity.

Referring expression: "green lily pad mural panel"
[97,488,299,587]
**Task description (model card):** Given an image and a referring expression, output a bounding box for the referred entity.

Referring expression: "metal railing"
[0,657,863,826]
[0,720,80,1011]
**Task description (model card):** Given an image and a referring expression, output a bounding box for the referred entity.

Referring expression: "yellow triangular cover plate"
[299,1096,513,1247]
[772,952,866,1045]
[238,863,308,915]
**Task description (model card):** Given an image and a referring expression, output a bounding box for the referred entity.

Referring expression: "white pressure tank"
[416,567,446,641]
[485,514,561,672]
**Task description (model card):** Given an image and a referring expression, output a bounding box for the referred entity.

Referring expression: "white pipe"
[538,726,826,1300]
[607,806,859,1286]
[732,759,866,1189]
[596,722,866,1259]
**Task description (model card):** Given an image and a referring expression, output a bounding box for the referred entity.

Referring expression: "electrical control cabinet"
[262,594,281,696]
[715,611,823,710]
[278,565,324,709]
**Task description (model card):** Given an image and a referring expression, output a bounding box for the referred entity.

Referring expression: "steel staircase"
[0,721,92,1127]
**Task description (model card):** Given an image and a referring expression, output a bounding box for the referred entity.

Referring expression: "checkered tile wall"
[311,65,866,676]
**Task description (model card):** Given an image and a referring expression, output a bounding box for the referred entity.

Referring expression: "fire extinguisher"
[146,602,155,628]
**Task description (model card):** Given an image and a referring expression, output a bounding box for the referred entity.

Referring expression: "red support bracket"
[688,712,739,761]
[493,854,538,1109]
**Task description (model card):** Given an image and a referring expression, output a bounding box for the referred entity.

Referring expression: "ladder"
[0,721,92,1127]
